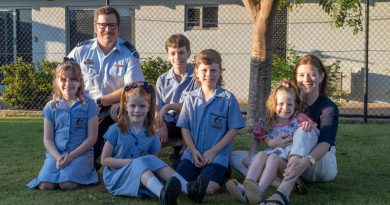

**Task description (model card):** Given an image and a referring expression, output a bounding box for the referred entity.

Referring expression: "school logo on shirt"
[211,116,223,129]
[75,118,85,128]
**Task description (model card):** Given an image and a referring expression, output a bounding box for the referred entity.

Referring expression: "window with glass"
[185,5,218,30]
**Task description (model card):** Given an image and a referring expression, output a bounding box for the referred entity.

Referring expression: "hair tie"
[282,82,290,88]
[124,81,152,94]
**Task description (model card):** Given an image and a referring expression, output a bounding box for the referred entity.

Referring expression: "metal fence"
[0,1,389,119]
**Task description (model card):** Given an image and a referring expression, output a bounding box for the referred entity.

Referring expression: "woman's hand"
[268,133,293,148]
[283,156,311,181]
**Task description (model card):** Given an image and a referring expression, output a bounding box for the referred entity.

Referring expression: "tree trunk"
[244,0,279,129]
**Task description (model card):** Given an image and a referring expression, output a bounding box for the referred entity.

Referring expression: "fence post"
[363,0,369,123]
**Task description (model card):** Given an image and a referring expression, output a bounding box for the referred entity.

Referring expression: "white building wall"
[32,7,66,62]
[288,2,390,102]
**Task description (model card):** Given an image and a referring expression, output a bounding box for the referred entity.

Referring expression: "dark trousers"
[94,106,115,162]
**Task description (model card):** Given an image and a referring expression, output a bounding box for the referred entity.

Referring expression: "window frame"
[185,5,219,31]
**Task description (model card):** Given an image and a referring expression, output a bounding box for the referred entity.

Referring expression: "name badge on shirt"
[75,118,85,128]
[83,59,93,65]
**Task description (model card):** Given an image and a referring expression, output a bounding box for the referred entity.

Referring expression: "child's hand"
[299,121,312,132]
[272,133,293,148]
[191,150,204,168]
[56,155,65,169]
[243,155,253,168]
[56,154,74,169]
[202,149,216,166]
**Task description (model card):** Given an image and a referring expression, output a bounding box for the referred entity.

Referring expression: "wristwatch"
[96,98,103,107]
[306,155,316,166]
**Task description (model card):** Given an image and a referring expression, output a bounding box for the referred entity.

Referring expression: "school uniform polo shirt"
[68,38,144,100]
[156,65,197,123]
[177,86,245,167]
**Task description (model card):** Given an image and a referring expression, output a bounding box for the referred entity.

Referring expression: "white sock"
[145,176,164,197]
[172,173,188,194]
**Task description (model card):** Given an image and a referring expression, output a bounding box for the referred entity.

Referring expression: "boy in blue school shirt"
[155,34,197,168]
[176,49,245,202]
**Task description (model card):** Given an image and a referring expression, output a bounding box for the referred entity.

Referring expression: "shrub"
[0,58,57,109]
[272,49,346,102]
[141,57,171,85]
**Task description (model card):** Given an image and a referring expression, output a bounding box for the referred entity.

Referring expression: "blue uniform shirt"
[177,86,245,167]
[156,65,196,123]
[103,124,161,163]
[42,97,98,154]
[68,38,144,100]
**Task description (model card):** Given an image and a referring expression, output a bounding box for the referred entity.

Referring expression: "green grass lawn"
[0,117,389,205]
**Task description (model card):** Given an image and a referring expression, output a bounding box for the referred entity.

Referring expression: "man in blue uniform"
[68,6,144,170]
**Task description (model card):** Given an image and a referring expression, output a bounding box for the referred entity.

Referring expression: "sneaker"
[187,174,209,204]
[226,179,248,203]
[160,177,181,205]
[243,179,263,205]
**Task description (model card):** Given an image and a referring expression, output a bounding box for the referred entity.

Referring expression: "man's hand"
[157,123,169,144]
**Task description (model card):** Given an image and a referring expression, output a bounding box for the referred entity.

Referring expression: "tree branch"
[242,0,260,23]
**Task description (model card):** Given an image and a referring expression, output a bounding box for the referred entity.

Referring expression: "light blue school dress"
[102,124,167,197]
[177,86,245,168]
[27,98,98,188]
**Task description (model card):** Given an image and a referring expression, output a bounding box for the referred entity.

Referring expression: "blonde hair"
[193,49,224,87]
[264,79,300,131]
[117,81,156,136]
[52,60,85,107]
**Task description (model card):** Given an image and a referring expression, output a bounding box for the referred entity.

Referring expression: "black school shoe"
[160,176,181,205]
[187,174,209,204]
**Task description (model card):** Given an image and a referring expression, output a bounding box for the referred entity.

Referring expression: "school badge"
[211,116,223,129]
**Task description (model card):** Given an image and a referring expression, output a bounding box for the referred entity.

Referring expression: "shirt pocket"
[71,112,89,141]
[109,63,126,77]
[208,111,227,131]
[81,62,98,76]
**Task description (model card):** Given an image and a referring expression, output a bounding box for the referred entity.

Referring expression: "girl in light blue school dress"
[100,81,207,205]
[176,49,245,199]
[27,59,99,190]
